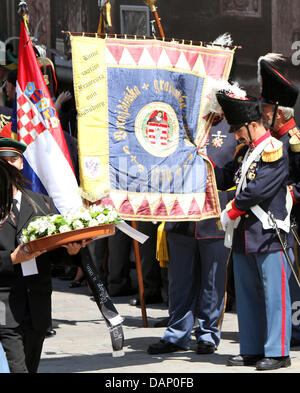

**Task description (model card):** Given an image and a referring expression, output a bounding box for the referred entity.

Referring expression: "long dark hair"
[0,158,30,221]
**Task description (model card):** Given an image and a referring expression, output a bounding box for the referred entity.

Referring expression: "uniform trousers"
[162,233,228,349]
[0,317,47,373]
[233,251,291,357]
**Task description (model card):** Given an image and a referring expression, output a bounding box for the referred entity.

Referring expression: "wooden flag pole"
[144,0,165,39]
[131,221,148,327]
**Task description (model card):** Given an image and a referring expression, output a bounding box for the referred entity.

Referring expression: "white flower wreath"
[21,205,121,244]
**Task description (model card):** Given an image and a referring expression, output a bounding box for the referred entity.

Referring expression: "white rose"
[49,214,60,222]
[47,223,56,235]
[88,218,99,227]
[89,205,104,214]
[72,220,84,230]
[96,214,107,224]
[20,234,28,244]
[78,210,92,221]
[37,220,49,234]
[59,225,71,233]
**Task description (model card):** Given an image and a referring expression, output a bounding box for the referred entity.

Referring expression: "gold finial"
[144,0,157,12]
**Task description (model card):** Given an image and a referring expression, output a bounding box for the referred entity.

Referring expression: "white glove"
[220,209,231,232]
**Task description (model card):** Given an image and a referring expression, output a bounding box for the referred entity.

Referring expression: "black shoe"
[227,354,264,367]
[130,294,163,306]
[69,278,84,288]
[45,329,56,338]
[196,341,216,354]
[153,317,170,328]
[256,356,291,371]
[147,339,184,354]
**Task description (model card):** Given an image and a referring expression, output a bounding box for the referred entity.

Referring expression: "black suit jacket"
[0,190,58,330]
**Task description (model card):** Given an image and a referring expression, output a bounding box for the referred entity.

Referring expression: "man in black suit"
[0,137,85,373]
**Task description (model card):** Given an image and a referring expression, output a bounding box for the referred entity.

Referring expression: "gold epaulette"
[290,132,300,153]
[289,127,300,138]
[234,143,246,158]
[0,114,11,131]
[262,137,283,162]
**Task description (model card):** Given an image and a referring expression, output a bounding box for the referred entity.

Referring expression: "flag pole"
[131,221,148,327]
[144,0,165,39]
[97,1,113,35]
[17,1,29,32]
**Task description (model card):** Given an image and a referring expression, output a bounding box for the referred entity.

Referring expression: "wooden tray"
[24,224,115,253]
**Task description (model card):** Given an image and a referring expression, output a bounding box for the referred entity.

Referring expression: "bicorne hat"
[216,92,262,133]
[258,54,298,108]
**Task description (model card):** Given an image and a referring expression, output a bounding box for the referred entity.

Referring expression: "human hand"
[63,239,90,255]
[220,209,231,232]
[55,91,72,111]
[11,244,46,265]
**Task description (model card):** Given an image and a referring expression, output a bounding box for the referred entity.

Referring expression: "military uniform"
[148,119,237,353]
[258,55,300,345]
[213,92,292,370]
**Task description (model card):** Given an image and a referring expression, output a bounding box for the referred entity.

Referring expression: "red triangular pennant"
[119,198,135,215]
[147,46,163,64]
[164,48,181,67]
[188,198,201,216]
[107,45,125,64]
[127,46,145,65]
[153,198,168,216]
[201,53,227,78]
[136,197,151,216]
[169,199,185,216]
[183,51,199,71]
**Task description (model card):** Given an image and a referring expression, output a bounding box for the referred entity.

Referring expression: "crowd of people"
[0,42,300,374]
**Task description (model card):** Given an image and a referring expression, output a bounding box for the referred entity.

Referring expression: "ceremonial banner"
[71,37,234,221]
[13,21,82,214]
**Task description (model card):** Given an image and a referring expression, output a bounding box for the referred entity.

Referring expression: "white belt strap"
[224,137,290,248]
[250,188,292,233]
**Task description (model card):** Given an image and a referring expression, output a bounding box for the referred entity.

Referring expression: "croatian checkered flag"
[13,20,82,213]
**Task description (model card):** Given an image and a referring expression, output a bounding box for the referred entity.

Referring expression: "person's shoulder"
[289,127,300,153]
[262,137,283,163]
[25,190,52,204]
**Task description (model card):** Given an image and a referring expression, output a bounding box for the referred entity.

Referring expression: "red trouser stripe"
[281,251,286,356]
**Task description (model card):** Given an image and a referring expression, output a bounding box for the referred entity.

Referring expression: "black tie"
[12,199,19,224]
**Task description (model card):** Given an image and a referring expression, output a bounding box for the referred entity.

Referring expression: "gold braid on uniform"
[262,137,283,162]
[289,129,300,153]
[0,114,11,131]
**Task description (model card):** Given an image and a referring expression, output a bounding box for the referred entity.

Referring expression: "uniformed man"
[257,54,300,346]
[214,91,293,370]
[147,116,237,355]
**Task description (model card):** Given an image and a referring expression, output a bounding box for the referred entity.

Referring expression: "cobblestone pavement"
[38,278,300,374]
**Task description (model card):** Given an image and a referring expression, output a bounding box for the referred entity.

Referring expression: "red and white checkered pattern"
[17,93,46,146]
[147,123,168,146]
